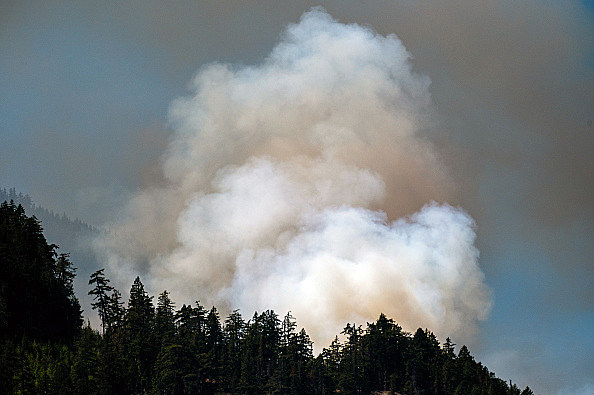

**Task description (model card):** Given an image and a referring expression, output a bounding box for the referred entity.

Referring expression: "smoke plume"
[97,8,491,347]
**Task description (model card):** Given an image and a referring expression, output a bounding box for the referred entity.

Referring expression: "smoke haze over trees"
[1,2,592,393]
[0,203,533,393]
[96,8,492,353]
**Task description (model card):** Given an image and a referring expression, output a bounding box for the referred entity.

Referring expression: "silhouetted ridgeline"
[0,187,95,240]
[1,187,101,320]
[0,193,534,394]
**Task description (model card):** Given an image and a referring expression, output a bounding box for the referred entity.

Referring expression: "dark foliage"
[0,201,533,394]
[0,200,82,341]
[0,187,99,304]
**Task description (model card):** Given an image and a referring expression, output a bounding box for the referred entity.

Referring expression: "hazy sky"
[1,1,592,394]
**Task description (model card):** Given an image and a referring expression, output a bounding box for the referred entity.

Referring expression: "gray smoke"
[96,8,491,347]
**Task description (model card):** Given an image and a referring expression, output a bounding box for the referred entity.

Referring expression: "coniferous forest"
[0,200,535,394]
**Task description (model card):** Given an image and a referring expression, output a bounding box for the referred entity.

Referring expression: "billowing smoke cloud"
[97,8,491,347]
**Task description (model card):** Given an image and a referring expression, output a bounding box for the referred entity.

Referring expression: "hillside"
[0,187,100,318]
[0,197,534,394]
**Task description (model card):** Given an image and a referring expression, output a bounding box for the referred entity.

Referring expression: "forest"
[0,200,534,394]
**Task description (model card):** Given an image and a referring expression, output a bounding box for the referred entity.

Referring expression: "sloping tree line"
[0,187,95,238]
[0,200,82,341]
[0,201,533,394]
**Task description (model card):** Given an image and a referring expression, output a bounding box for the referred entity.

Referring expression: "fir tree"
[88,269,113,334]
[126,276,156,394]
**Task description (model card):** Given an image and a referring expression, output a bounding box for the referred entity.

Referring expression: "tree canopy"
[0,200,82,341]
[0,200,534,394]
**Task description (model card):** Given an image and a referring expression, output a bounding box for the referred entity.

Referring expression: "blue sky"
[1,2,592,393]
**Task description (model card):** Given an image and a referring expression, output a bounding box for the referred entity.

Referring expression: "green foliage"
[0,201,82,341]
[221,309,245,391]
[88,268,113,334]
[155,290,176,346]
[126,276,156,393]
[71,323,101,393]
[3,297,530,394]
[239,310,282,393]
[0,204,532,393]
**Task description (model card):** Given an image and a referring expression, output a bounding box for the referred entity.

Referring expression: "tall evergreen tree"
[155,290,175,345]
[222,309,245,392]
[88,268,113,334]
[173,302,207,392]
[405,328,441,394]
[362,313,407,392]
[321,336,342,391]
[55,253,76,294]
[0,201,82,341]
[278,311,298,392]
[71,323,100,393]
[106,288,125,331]
[126,276,156,394]
[204,306,223,391]
[287,327,313,393]
[339,323,364,393]
[241,310,281,393]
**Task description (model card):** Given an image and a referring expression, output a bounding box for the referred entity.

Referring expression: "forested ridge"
[0,187,101,324]
[0,201,534,394]
[0,188,95,239]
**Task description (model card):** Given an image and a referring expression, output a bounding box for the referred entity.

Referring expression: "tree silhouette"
[88,269,113,334]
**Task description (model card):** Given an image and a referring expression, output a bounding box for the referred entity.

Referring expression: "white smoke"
[97,8,491,347]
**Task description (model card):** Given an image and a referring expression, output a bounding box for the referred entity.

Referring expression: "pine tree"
[155,290,175,345]
[521,386,535,395]
[106,289,125,331]
[339,323,364,393]
[71,323,100,393]
[241,310,281,393]
[222,309,245,392]
[205,306,223,391]
[279,311,297,392]
[152,342,195,394]
[88,269,113,334]
[126,276,155,394]
[441,337,458,393]
[321,336,342,391]
[173,302,207,392]
[287,328,313,392]
[55,253,76,294]
[363,313,406,392]
[406,328,441,394]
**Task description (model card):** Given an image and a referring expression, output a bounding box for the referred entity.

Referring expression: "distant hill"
[0,187,95,241]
